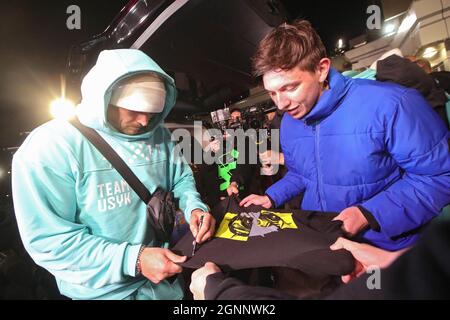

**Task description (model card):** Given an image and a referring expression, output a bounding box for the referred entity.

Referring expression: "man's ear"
[317,58,331,83]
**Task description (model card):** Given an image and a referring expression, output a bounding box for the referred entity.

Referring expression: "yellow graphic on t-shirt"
[259,210,297,230]
[215,210,298,241]
[215,213,250,241]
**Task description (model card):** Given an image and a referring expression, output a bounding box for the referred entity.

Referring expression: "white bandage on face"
[110,73,166,113]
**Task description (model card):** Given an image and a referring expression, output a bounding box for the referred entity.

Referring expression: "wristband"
[135,245,146,277]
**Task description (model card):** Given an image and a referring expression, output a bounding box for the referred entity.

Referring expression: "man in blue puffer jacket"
[241,20,450,251]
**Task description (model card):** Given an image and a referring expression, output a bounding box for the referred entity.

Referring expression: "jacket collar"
[302,68,350,125]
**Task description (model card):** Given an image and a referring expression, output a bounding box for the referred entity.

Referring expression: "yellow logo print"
[215,210,298,241]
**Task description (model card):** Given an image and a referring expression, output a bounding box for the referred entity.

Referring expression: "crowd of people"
[7,19,450,300]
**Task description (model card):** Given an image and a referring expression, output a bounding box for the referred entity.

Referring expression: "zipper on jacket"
[313,124,326,211]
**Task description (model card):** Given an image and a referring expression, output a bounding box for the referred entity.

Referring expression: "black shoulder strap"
[69,117,152,203]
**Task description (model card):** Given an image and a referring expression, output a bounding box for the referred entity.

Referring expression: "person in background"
[382,54,449,127]
[406,56,450,128]
[229,108,242,127]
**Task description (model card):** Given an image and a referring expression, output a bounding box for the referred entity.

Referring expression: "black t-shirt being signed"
[173,197,355,277]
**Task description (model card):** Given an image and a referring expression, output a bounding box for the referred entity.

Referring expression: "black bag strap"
[69,117,152,203]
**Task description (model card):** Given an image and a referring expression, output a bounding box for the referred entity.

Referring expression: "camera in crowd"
[209,101,276,133]
[240,102,276,130]
[210,108,232,133]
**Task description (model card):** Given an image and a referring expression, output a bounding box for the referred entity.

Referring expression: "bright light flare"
[422,47,438,59]
[383,23,396,35]
[398,13,417,34]
[50,98,76,120]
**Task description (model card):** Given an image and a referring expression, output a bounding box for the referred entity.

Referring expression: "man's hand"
[239,194,272,208]
[190,262,222,300]
[140,247,186,284]
[190,209,216,244]
[330,237,406,283]
[333,206,369,236]
[226,181,239,196]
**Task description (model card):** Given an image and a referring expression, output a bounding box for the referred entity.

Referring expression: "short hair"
[230,108,241,115]
[252,19,327,78]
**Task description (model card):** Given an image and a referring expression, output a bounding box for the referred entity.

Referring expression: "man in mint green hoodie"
[11,49,215,300]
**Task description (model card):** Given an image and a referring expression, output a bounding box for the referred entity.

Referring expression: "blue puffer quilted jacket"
[266,68,450,250]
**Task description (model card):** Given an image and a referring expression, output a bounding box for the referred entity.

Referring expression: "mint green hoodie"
[11,49,208,299]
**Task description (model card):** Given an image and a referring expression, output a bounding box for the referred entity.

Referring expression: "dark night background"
[0,0,372,149]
